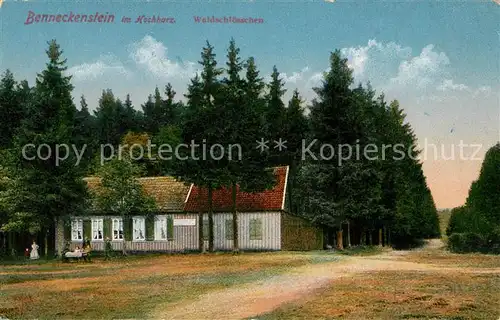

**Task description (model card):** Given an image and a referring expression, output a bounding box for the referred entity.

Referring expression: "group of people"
[24,239,93,261]
[63,239,92,261]
[72,241,92,255]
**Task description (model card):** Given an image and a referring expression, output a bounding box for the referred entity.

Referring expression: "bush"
[484,227,500,254]
[448,232,487,253]
[447,233,461,252]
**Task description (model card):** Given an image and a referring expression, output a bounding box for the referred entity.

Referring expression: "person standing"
[30,240,39,260]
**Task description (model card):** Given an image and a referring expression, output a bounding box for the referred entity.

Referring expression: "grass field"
[1,243,498,320]
[257,269,500,320]
[0,251,341,319]
[256,241,500,320]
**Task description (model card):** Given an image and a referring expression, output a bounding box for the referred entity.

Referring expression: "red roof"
[184,166,289,212]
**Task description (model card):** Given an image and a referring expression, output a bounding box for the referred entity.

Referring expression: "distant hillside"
[438,209,452,238]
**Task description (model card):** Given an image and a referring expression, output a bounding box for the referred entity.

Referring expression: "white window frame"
[92,218,104,241]
[133,217,146,242]
[71,219,83,241]
[155,215,168,241]
[112,218,124,241]
[249,218,263,241]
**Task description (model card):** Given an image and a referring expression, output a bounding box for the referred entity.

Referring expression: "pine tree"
[5,40,88,257]
[0,70,26,149]
[296,51,357,248]
[74,95,97,173]
[283,89,309,213]
[123,94,140,133]
[218,40,275,252]
[469,143,500,223]
[162,83,181,127]
[380,99,440,247]
[175,41,227,252]
[140,94,155,133]
[265,66,287,166]
[95,89,121,150]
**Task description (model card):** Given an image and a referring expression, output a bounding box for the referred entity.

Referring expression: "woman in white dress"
[30,240,39,260]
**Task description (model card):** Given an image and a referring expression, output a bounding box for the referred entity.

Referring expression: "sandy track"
[151,240,499,320]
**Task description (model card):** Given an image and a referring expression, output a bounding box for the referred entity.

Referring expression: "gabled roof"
[183,166,289,212]
[84,177,192,212]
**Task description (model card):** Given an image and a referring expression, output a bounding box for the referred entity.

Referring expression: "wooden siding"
[60,211,322,252]
[203,212,281,251]
[66,214,198,252]
[62,212,282,252]
[281,212,323,250]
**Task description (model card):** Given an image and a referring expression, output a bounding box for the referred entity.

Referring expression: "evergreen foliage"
[446,143,500,253]
[0,39,447,252]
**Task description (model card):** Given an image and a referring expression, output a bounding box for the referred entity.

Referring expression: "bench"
[63,251,90,262]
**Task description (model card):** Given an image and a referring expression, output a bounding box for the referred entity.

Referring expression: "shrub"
[447,206,493,236]
[448,233,464,253]
[484,227,500,254]
[448,232,487,253]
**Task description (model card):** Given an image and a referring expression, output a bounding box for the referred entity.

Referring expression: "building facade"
[55,166,323,254]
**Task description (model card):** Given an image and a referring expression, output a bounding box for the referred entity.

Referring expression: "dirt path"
[151,240,498,320]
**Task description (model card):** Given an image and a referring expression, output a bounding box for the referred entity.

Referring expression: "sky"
[0,0,498,209]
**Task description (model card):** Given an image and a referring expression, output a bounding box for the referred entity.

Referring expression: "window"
[249,218,262,240]
[112,218,124,240]
[71,219,83,241]
[133,217,146,241]
[225,219,234,240]
[92,218,103,241]
[203,218,209,241]
[155,216,174,240]
[155,216,167,240]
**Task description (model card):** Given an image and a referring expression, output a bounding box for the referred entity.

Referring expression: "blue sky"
[0,0,499,208]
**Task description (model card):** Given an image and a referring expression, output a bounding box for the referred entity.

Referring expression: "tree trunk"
[336,229,344,250]
[383,226,387,247]
[387,227,391,246]
[198,212,205,253]
[122,217,131,256]
[44,230,48,258]
[208,186,214,252]
[11,232,16,257]
[122,240,128,256]
[378,228,383,247]
[232,182,239,253]
[347,221,351,248]
[333,229,337,248]
[368,230,373,245]
[360,229,366,246]
[8,231,13,254]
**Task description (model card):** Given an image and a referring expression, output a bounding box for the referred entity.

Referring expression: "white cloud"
[340,39,412,81]
[389,44,449,89]
[473,86,492,97]
[129,35,197,80]
[281,67,310,84]
[437,79,468,92]
[285,42,492,108]
[308,71,324,87]
[67,55,131,82]
[434,81,492,100]
[263,67,311,85]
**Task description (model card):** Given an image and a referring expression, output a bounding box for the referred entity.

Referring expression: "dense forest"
[0,39,441,256]
[446,143,500,253]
